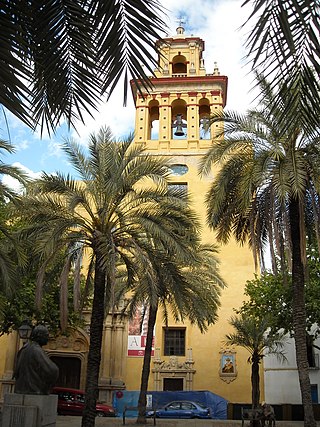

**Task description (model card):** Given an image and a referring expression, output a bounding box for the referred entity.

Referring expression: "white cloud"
[70,87,136,145]
[15,138,30,151]
[70,0,257,144]
[2,162,42,193]
[13,162,42,179]
[39,139,64,165]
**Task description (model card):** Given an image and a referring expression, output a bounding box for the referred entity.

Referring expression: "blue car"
[147,400,211,419]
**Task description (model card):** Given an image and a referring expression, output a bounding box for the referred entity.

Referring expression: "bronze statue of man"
[14,325,59,395]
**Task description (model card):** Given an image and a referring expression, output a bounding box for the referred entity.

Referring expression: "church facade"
[125,24,257,405]
[0,27,259,408]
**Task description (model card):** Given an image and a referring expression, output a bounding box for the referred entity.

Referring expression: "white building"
[264,331,320,404]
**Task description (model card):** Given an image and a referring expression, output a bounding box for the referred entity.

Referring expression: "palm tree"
[0,139,27,201]
[17,126,203,427]
[226,314,286,419]
[0,140,28,294]
[200,75,320,427]
[242,0,320,133]
[1,1,166,133]
[122,244,226,423]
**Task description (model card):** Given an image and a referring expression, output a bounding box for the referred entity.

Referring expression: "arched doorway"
[51,356,81,389]
[46,327,89,390]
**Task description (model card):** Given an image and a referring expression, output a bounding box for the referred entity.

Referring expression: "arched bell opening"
[148,100,159,140]
[199,99,211,140]
[172,54,187,75]
[171,99,187,139]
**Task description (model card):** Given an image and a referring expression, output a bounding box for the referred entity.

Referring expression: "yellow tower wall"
[127,26,263,405]
[124,153,261,403]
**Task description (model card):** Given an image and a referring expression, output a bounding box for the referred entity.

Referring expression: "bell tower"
[127,27,257,403]
[131,25,228,152]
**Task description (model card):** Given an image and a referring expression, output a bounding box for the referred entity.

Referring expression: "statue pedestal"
[2,393,58,427]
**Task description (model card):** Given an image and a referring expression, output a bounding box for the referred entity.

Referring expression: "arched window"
[148,100,159,140]
[171,99,187,139]
[172,54,187,75]
[199,98,211,140]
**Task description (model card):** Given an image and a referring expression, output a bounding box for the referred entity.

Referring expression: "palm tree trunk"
[137,303,158,424]
[82,250,106,427]
[251,352,260,409]
[289,197,316,427]
[250,352,261,427]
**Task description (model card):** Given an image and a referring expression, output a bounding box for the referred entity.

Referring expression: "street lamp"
[18,320,32,341]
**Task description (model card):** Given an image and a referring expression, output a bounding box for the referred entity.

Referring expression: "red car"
[52,387,116,417]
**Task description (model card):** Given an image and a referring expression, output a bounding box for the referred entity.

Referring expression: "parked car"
[52,387,116,417]
[147,400,211,419]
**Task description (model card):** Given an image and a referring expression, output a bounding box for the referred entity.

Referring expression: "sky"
[1,0,257,188]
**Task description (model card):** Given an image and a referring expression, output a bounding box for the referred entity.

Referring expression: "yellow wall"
[0,332,19,398]
[123,153,261,403]
[126,27,262,405]
[0,334,9,375]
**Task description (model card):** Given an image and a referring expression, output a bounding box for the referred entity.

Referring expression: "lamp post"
[17,320,32,342]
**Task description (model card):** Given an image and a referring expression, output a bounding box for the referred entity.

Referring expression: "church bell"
[173,114,186,136]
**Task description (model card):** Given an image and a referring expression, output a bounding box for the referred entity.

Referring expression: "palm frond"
[94,0,167,99]
[242,0,320,131]
[202,73,319,270]
[1,1,167,133]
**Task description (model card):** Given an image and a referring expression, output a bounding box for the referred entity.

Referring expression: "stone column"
[113,322,126,381]
[159,93,171,143]
[100,319,112,381]
[187,93,199,150]
[99,314,127,403]
[135,96,149,143]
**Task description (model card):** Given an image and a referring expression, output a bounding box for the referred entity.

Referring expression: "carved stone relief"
[152,348,195,391]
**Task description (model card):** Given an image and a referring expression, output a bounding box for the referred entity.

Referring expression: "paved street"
[1,412,320,426]
[55,416,320,426]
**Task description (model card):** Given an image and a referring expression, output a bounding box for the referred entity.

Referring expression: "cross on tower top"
[176,18,185,27]
[176,18,186,35]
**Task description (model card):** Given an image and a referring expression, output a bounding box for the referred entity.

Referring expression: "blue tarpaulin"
[113,390,228,419]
